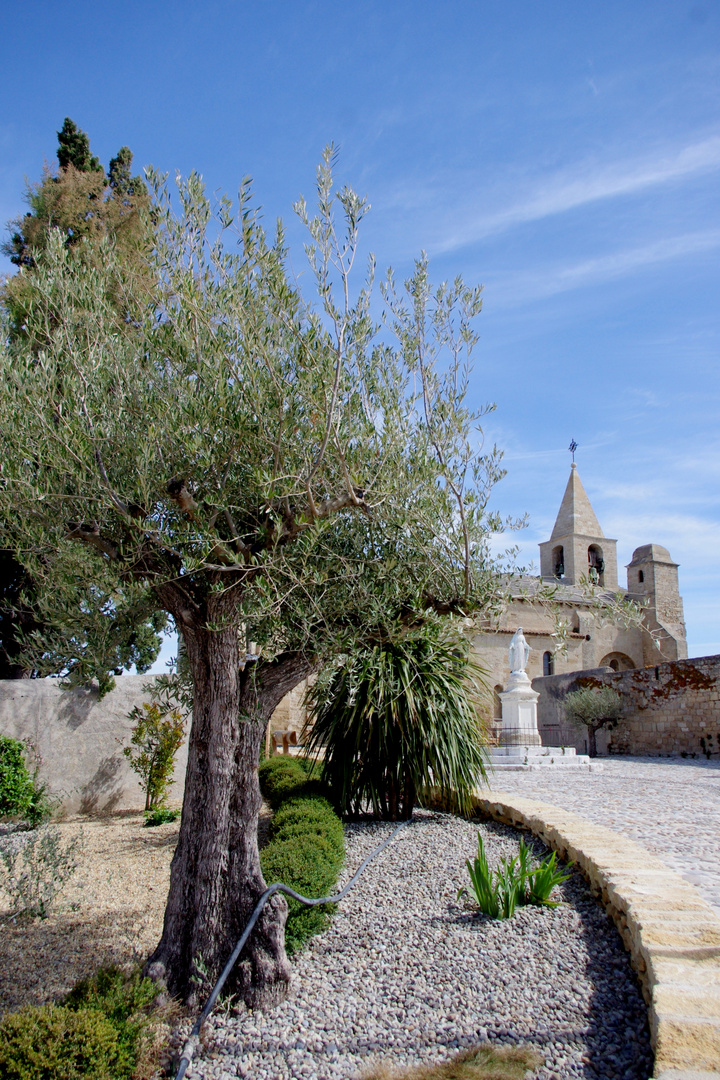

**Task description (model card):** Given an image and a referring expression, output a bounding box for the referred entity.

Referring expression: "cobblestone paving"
[488,755,720,913]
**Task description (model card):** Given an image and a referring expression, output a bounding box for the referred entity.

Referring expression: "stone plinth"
[491,744,598,771]
[498,670,541,746]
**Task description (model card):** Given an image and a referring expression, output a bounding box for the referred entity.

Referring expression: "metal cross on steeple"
[569,438,578,462]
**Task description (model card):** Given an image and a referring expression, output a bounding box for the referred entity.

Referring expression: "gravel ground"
[0,813,180,1012]
[187,811,653,1080]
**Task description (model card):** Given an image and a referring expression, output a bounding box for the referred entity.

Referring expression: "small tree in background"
[564,684,624,757]
[123,702,186,812]
[304,618,488,820]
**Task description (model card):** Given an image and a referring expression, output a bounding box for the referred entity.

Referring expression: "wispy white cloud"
[489,228,720,305]
[437,135,720,251]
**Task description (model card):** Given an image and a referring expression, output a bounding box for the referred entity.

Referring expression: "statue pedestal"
[489,670,598,772]
[498,670,541,747]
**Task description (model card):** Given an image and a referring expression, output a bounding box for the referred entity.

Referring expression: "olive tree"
[564,684,624,757]
[0,151,507,1006]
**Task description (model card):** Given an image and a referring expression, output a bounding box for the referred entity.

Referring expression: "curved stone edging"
[475,790,720,1080]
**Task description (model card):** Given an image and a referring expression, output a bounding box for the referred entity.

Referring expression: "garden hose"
[175,818,411,1080]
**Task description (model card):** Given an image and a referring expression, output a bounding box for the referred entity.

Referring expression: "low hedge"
[0,967,163,1080]
[258,758,345,954]
[258,755,320,807]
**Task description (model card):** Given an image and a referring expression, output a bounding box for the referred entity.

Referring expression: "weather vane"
[569,438,578,462]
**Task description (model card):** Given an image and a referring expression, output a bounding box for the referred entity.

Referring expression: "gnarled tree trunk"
[146,612,314,1008]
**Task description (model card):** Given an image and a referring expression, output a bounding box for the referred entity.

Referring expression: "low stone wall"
[534,655,720,757]
[0,675,188,815]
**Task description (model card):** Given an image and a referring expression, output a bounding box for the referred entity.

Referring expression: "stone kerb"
[475,790,720,1079]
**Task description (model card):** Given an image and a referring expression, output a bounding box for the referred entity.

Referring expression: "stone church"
[270,461,687,740]
[470,462,687,730]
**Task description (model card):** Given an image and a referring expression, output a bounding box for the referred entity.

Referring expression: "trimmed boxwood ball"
[261,831,344,953]
[270,795,344,846]
[258,756,311,807]
[259,758,345,952]
[0,1003,130,1080]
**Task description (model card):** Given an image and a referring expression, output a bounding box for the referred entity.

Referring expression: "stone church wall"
[534,655,720,757]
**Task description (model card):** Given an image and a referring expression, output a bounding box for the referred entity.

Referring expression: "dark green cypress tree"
[56,117,103,172]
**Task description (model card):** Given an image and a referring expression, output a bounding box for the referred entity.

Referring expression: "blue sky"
[2,1,718,660]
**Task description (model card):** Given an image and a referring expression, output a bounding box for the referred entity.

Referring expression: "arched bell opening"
[588,544,605,586]
[552,545,564,579]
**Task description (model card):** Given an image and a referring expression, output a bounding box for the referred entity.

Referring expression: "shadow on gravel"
[0,908,160,1014]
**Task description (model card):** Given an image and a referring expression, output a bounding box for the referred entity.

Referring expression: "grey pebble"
[181,810,654,1080]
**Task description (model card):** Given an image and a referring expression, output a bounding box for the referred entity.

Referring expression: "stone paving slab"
[484,755,720,913]
[475,789,720,1079]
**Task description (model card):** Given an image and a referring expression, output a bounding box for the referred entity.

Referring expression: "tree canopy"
[0,148,509,1003]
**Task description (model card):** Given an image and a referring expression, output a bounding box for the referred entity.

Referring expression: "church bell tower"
[539,464,618,589]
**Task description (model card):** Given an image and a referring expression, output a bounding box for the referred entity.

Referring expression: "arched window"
[493,685,503,719]
[552,545,564,579]
[638,570,644,583]
[543,651,554,676]
[588,544,605,586]
[599,651,636,672]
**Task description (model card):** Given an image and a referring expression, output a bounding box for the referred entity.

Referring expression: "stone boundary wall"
[533,655,720,757]
[476,790,720,1079]
[0,675,188,815]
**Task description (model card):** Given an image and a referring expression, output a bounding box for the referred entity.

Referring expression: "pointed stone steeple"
[539,465,618,588]
[550,464,604,540]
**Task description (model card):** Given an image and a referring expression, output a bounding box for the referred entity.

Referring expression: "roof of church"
[549,463,604,540]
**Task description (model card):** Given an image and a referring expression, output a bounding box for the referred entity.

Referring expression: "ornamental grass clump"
[305,619,489,821]
[363,1043,543,1080]
[458,833,572,919]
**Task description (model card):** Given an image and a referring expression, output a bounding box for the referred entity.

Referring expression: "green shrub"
[143,806,181,827]
[123,701,186,811]
[259,764,344,953]
[0,1003,129,1080]
[0,967,164,1080]
[64,964,159,1027]
[261,830,344,953]
[258,755,312,807]
[0,736,50,827]
[270,795,343,845]
[0,825,80,918]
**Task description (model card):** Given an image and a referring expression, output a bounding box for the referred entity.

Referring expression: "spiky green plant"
[304,619,488,820]
[458,833,573,919]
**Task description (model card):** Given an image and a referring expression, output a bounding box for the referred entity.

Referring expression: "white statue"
[508,627,530,673]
